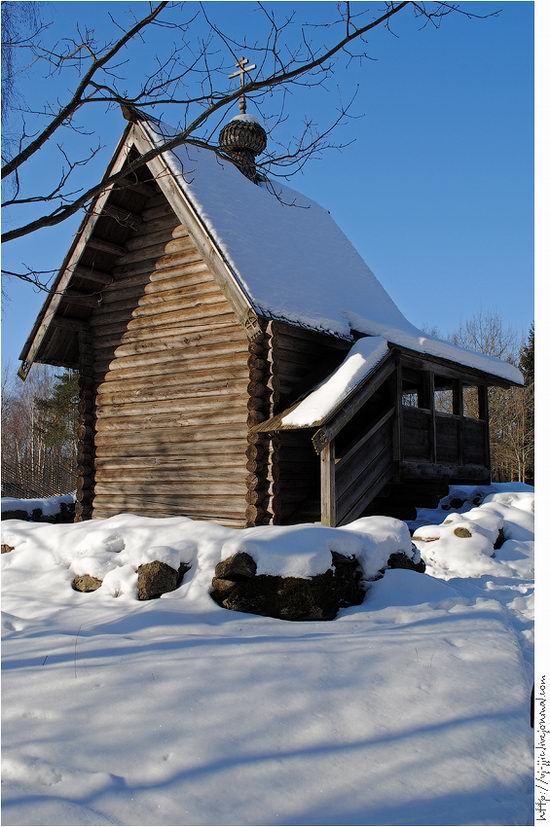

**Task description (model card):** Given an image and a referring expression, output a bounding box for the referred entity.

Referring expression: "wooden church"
[19,86,523,527]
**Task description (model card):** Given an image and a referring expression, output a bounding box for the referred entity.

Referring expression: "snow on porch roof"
[143,120,523,386]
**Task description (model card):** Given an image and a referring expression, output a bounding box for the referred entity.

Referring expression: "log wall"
[268,321,350,524]
[89,187,251,526]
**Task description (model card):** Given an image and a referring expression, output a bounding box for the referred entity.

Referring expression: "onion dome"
[219,114,267,183]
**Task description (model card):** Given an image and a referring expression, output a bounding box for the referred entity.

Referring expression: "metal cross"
[229,56,256,114]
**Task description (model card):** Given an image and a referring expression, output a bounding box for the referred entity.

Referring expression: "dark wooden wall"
[88,186,251,526]
[267,321,350,524]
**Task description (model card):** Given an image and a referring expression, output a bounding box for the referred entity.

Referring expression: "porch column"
[320,440,336,526]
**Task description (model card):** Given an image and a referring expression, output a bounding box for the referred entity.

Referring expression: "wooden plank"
[337,407,395,476]
[320,441,336,527]
[337,461,392,526]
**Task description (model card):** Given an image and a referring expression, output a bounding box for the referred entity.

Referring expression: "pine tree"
[35,370,79,460]
[518,323,534,484]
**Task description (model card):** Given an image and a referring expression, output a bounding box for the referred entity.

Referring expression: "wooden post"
[428,370,436,464]
[454,380,464,465]
[478,385,491,471]
[320,440,336,527]
[392,353,402,481]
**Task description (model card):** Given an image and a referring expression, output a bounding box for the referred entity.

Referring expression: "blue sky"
[1,1,534,373]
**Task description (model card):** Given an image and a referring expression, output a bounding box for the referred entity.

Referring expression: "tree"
[1,0,496,284]
[1,366,78,497]
[449,311,532,484]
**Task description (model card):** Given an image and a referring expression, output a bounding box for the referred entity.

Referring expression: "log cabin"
[18,109,523,527]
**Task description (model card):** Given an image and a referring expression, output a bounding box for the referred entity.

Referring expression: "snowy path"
[1,571,533,826]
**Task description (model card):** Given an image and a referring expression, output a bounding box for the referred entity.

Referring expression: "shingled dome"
[219,114,267,182]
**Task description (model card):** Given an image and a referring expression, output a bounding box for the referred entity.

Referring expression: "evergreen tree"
[35,370,79,460]
[519,323,534,386]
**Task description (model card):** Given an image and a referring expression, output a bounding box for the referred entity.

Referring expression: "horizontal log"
[94,480,248,496]
[91,316,241,352]
[96,467,245,483]
[89,307,237,339]
[98,282,222,316]
[96,384,246,410]
[115,236,198,267]
[96,340,250,372]
[91,491,245,507]
[87,237,126,257]
[90,300,233,332]
[99,270,213,303]
[73,266,114,286]
[124,224,188,252]
[140,202,176,221]
[95,354,258,383]
[95,427,249,448]
[93,290,226,323]
[95,327,246,362]
[96,394,247,419]
[95,366,249,397]
[103,203,142,231]
[96,409,246,432]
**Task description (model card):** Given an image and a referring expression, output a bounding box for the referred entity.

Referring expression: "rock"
[1,544,14,554]
[72,574,102,592]
[453,527,472,538]
[387,551,426,574]
[137,560,191,600]
[449,497,466,509]
[494,528,506,550]
[210,552,365,621]
[215,552,257,580]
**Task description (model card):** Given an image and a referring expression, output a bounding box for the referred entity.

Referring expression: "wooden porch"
[316,350,493,526]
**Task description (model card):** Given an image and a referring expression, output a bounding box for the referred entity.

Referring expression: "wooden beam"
[102,204,142,231]
[73,266,114,286]
[87,237,126,257]
[454,380,464,465]
[428,370,436,464]
[398,348,517,388]
[393,354,402,480]
[312,356,395,452]
[61,290,101,308]
[51,316,85,333]
[320,441,336,527]
[478,385,491,470]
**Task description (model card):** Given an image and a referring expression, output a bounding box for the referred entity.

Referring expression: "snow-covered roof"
[281,337,389,428]
[145,121,522,385]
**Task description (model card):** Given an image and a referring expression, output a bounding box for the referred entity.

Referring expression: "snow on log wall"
[89,187,251,526]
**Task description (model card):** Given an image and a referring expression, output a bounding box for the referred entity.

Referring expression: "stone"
[1,544,14,554]
[494,528,506,550]
[137,560,191,601]
[210,552,365,621]
[72,574,102,592]
[387,551,426,574]
[215,552,257,581]
[453,527,472,538]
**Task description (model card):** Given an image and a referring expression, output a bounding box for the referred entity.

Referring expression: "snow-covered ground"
[1,487,534,826]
